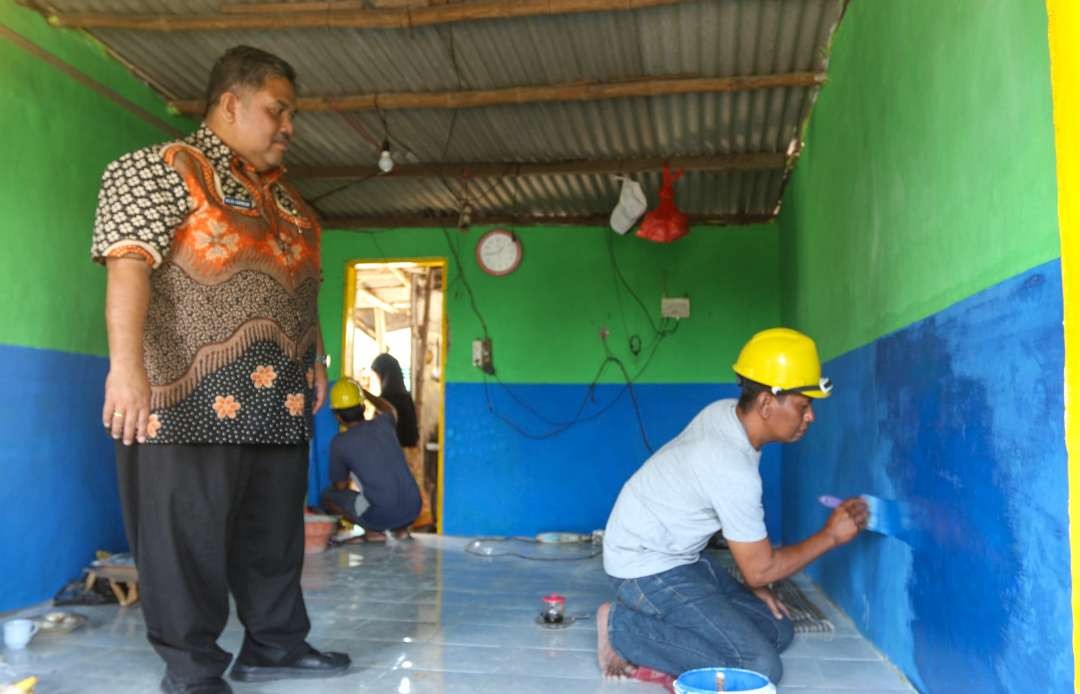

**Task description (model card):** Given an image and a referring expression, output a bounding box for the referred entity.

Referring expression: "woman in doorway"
[371,353,419,447]
[371,353,433,531]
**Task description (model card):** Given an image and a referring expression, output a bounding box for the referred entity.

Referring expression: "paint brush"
[818,494,909,537]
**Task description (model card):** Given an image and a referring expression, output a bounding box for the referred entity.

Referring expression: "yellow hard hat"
[330,378,365,410]
[732,327,832,398]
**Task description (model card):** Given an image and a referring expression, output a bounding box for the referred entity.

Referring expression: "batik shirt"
[91,124,321,445]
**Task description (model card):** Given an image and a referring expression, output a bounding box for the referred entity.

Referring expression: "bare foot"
[596,602,636,680]
[364,530,387,543]
[391,528,412,541]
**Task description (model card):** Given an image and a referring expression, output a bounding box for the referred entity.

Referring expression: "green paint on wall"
[320,224,779,384]
[779,0,1060,360]
[3,0,780,381]
[1,3,192,355]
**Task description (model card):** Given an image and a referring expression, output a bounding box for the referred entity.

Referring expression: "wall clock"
[475,228,522,276]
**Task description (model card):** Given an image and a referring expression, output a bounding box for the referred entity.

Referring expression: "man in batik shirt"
[91,46,349,694]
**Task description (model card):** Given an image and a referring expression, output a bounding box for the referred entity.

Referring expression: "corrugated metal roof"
[38,0,846,225]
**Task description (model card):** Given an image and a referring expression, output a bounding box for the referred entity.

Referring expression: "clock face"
[475,229,522,276]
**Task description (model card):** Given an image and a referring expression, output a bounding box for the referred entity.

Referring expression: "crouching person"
[320,379,422,542]
[597,328,869,686]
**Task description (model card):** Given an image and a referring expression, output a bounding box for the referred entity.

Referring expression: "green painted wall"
[1,2,191,355]
[779,0,1060,359]
[320,224,780,384]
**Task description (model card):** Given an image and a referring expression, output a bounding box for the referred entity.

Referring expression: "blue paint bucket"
[673,667,776,694]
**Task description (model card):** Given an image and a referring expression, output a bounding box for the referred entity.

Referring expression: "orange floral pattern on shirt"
[146,414,162,439]
[165,148,319,284]
[268,234,305,269]
[251,365,278,389]
[284,393,305,417]
[213,395,241,420]
[192,218,240,263]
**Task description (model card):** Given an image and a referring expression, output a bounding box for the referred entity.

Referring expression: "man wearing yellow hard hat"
[319,379,422,542]
[596,328,869,687]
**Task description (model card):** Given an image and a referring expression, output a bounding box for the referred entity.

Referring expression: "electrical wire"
[441,226,490,338]
[483,356,618,439]
[480,318,672,452]
[309,171,382,205]
[348,228,390,259]
[607,230,663,337]
[441,218,683,452]
[435,24,468,206]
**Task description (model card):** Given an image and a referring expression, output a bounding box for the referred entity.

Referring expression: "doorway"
[341,259,446,532]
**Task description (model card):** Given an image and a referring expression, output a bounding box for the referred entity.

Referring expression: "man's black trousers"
[115,443,312,681]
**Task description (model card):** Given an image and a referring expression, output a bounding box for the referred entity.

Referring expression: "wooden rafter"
[170,72,826,116]
[219,1,482,13]
[47,0,690,31]
[0,23,183,137]
[388,268,413,287]
[327,212,775,229]
[351,310,378,341]
[358,285,400,313]
[292,153,789,181]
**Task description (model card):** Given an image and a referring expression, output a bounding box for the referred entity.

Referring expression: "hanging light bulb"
[378,140,394,173]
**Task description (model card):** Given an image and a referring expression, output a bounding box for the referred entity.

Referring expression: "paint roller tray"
[30,610,88,635]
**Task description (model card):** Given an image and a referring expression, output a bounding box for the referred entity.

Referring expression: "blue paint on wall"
[0,344,127,612]
[442,382,783,538]
[782,259,1072,693]
[309,401,337,507]
[309,382,784,539]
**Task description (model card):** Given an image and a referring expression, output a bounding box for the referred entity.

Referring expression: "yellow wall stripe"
[1046,0,1080,674]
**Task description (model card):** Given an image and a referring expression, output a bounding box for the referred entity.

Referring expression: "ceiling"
[21,0,849,229]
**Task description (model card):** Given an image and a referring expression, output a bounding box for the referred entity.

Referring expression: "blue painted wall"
[310,382,783,539]
[442,383,782,538]
[2,3,191,612]
[0,345,127,612]
[782,260,1072,692]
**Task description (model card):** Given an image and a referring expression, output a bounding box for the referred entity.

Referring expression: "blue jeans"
[607,553,794,683]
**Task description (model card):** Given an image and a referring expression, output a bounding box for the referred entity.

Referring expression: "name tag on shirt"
[223,196,254,209]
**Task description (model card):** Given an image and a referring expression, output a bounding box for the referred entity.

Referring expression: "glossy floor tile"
[0,535,914,693]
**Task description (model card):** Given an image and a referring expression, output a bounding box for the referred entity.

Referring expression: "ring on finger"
[113,411,125,418]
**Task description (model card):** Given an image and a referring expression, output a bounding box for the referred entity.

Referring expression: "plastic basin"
[674,667,776,694]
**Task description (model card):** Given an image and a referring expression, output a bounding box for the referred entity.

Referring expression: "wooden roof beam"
[48,0,690,32]
[291,153,790,181]
[326,213,776,229]
[170,72,825,116]
[358,285,400,313]
[388,268,413,288]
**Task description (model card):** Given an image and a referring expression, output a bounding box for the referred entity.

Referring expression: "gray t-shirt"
[603,399,767,579]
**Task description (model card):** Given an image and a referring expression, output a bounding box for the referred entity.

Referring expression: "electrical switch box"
[472,338,494,374]
[661,296,691,319]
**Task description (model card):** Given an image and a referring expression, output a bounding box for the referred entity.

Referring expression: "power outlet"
[472,338,494,374]
[661,296,690,319]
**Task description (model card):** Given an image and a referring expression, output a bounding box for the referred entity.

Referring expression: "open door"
[341,259,446,532]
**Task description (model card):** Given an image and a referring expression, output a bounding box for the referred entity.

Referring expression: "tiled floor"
[1,535,914,693]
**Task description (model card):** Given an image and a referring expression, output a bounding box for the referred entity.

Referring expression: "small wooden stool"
[85,564,140,607]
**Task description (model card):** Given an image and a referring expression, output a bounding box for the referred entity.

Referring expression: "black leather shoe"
[160,673,233,694]
[229,647,351,682]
